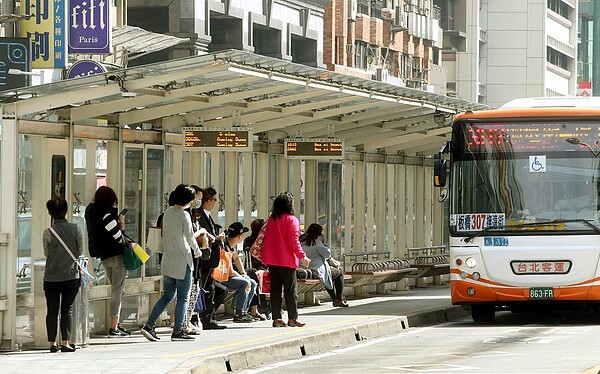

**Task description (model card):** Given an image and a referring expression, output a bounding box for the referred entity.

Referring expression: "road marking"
[380,364,478,372]
[239,327,436,373]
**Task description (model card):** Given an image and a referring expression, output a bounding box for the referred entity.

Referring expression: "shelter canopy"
[0,50,488,155]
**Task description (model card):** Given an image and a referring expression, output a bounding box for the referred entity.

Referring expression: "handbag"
[249,222,267,260]
[211,248,232,282]
[327,257,342,269]
[49,227,95,287]
[145,226,163,253]
[194,278,210,313]
[123,235,150,271]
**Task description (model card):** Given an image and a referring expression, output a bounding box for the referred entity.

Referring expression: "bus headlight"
[465,257,477,268]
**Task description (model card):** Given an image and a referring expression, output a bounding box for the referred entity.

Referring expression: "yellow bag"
[131,242,150,263]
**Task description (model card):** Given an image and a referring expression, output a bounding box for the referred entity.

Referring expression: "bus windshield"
[450,120,600,234]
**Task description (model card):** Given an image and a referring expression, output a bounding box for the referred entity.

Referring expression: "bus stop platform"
[1,285,467,374]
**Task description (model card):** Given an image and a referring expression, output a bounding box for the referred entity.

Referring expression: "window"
[547,47,569,70]
[547,0,570,19]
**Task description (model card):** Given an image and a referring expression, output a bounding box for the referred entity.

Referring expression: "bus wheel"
[471,305,495,323]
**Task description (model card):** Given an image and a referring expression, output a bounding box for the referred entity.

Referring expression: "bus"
[434,97,600,323]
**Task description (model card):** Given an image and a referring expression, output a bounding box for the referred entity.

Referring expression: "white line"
[240,327,435,373]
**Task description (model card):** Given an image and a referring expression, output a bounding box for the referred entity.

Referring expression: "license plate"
[529,287,554,299]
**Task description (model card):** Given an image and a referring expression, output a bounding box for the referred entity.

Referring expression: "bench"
[343,252,416,297]
[406,246,450,287]
[296,268,352,305]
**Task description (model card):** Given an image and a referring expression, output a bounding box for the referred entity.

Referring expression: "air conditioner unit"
[345,44,355,54]
[374,68,388,82]
[349,0,357,21]
[393,6,408,31]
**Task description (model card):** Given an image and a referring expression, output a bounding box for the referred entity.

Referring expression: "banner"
[19,0,67,68]
[68,0,111,54]
[0,38,31,89]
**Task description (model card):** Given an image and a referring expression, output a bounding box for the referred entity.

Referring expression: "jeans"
[147,266,192,333]
[222,275,257,315]
[102,255,127,318]
[44,279,80,342]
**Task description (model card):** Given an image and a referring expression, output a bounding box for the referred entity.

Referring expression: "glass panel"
[145,148,164,277]
[330,163,343,253]
[317,162,329,241]
[17,135,33,294]
[124,148,143,278]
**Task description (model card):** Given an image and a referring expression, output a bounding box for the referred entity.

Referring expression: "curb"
[173,317,409,374]
[175,306,468,374]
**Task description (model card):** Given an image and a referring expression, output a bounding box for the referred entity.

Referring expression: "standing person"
[300,223,348,307]
[184,185,210,334]
[219,222,257,323]
[85,186,130,337]
[196,187,228,330]
[141,184,205,342]
[261,192,310,327]
[43,198,84,352]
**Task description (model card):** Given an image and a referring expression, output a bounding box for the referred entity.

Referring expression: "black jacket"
[85,203,124,260]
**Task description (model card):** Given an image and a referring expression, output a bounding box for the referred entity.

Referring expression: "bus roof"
[456,96,600,121]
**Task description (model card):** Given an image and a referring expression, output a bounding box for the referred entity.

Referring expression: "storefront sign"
[19,0,67,68]
[0,38,31,89]
[67,59,108,79]
[68,0,111,54]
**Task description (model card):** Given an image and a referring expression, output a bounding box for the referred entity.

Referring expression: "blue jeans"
[147,266,192,332]
[222,276,257,315]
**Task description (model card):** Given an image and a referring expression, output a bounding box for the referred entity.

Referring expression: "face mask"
[195,200,202,209]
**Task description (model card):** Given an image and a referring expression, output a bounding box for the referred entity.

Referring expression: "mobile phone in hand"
[119,208,128,216]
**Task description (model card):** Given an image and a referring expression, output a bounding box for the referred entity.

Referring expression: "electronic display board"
[284,139,345,159]
[183,127,252,151]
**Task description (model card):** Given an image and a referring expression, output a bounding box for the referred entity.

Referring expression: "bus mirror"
[434,159,447,187]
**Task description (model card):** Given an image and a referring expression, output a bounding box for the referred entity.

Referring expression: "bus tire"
[471,305,495,324]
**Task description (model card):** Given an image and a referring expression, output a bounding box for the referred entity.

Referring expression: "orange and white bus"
[434,97,600,323]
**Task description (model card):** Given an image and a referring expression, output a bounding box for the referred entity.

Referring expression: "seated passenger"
[300,223,348,307]
[218,222,258,323]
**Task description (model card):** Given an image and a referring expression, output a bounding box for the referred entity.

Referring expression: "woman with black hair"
[300,223,348,307]
[260,192,310,328]
[141,184,205,342]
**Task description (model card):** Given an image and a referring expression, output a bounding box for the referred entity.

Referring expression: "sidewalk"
[0,284,466,374]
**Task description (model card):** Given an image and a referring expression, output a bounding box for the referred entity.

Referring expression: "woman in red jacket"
[260,192,310,327]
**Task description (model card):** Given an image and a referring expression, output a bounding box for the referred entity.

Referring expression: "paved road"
[240,311,600,374]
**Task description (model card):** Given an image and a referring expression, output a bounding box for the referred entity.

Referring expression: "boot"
[333,298,349,307]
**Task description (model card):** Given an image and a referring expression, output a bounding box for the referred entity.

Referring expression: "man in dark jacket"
[85,186,130,337]
[196,187,227,330]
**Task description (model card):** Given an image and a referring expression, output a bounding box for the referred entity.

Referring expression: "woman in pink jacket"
[261,192,310,327]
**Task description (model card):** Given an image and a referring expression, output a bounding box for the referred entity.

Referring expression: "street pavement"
[0,284,468,374]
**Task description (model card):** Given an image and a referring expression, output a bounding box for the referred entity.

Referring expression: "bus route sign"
[284,139,344,159]
[183,127,252,151]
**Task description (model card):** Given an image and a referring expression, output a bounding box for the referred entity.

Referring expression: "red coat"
[260,213,306,268]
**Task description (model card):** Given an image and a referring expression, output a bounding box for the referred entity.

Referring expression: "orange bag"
[211,249,232,282]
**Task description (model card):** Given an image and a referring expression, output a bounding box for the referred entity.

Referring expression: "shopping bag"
[256,269,271,294]
[77,257,95,287]
[249,223,267,260]
[146,227,163,253]
[194,287,209,313]
[211,249,232,282]
[123,239,149,271]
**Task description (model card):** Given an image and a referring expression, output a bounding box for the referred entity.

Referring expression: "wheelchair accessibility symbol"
[529,155,546,173]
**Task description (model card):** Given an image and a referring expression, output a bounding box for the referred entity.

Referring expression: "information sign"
[284,139,344,159]
[183,127,252,151]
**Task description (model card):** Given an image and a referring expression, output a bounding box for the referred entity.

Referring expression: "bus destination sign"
[284,139,345,159]
[183,127,252,151]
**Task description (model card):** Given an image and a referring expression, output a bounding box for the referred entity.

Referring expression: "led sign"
[183,127,252,151]
[284,139,345,159]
